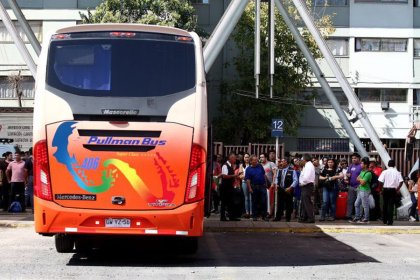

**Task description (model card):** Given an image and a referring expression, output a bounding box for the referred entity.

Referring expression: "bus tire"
[182,237,198,254]
[55,234,74,253]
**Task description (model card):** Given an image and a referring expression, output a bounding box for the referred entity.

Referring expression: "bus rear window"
[46,34,196,97]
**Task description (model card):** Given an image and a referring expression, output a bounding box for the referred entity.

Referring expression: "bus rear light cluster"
[185,144,205,204]
[52,33,70,40]
[34,140,53,201]
[175,36,193,42]
[110,32,136,38]
[187,173,198,200]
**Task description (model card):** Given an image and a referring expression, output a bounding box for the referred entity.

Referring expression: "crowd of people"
[0,150,33,212]
[211,151,419,225]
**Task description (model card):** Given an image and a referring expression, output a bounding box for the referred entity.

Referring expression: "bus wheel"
[55,234,74,253]
[182,237,198,254]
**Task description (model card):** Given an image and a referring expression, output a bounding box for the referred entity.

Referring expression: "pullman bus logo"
[87,136,166,146]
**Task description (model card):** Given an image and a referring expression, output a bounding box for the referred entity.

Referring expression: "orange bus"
[33,24,208,253]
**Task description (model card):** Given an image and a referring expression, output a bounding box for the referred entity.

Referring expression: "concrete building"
[301,0,418,152]
[0,0,417,153]
[193,0,419,152]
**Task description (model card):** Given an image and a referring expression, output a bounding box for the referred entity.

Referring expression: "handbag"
[368,194,375,209]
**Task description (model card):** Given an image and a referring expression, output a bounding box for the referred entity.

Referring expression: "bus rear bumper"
[34,197,204,237]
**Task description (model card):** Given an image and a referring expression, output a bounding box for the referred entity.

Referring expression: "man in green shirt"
[350,157,372,224]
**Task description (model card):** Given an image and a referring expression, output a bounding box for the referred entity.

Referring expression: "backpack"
[8,201,22,213]
[369,170,379,190]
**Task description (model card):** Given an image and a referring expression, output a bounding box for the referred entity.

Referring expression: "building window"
[414,89,420,105]
[190,0,209,4]
[314,0,348,5]
[0,21,42,43]
[357,88,407,102]
[304,88,349,108]
[414,39,420,57]
[355,0,407,3]
[298,138,350,152]
[326,38,349,56]
[77,0,103,9]
[355,38,407,52]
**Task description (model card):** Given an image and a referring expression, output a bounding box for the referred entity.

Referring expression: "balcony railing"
[0,87,34,99]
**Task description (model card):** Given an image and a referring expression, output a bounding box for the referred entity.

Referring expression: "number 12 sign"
[271,119,284,138]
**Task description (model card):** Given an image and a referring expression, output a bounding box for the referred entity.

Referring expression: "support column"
[203,0,249,73]
[7,0,41,56]
[255,0,261,99]
[0,2,37,77]
[269,0,275,99]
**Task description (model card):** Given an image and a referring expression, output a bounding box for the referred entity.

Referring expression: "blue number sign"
[271,119,284,137]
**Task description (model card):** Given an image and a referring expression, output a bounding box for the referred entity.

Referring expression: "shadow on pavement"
[67,232,378,267]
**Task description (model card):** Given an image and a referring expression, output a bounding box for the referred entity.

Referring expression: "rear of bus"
[33,24,207,253]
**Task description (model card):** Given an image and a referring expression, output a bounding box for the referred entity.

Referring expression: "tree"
[214,2,333,144]
[80,0,203,35]
[7,70,25,108]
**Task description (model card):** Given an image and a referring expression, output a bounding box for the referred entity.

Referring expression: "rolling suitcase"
[336,191,348,219]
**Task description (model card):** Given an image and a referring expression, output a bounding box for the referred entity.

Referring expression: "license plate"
[105,218,131,228]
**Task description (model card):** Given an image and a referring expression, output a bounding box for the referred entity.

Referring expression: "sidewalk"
[204,215,420,234]
[0,210,34,228]
[1,210,419,234]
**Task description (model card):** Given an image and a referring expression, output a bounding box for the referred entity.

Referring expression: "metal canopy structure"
[0,0,392,165]
[0,1,37,77]
[7,0,41,56]
[204,0,393,165]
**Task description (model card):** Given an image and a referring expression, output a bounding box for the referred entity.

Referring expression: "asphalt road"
[1,227,420,279]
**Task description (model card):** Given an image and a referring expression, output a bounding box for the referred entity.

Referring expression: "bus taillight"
[34,140,53,201]
[110,32,136,38]
[175,36,193,42]
[51,33,70,40]
[185,144,206,204]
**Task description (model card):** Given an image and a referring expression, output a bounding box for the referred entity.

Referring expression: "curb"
[0,221,34,228]
[205,227,322,234]
[204,226,420,234]
[1,220,419,234]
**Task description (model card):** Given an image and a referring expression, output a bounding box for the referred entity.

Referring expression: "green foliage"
[80,0,204,35]
[214,2,334,144]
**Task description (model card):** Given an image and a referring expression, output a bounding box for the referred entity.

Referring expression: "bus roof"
[55,24,192,37]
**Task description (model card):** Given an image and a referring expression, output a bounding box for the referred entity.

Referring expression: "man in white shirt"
[298,154,315,223]
[220,153,240,221]
[378,159,403,226]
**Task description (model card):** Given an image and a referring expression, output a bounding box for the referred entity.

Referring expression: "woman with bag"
[319,159,342,221]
